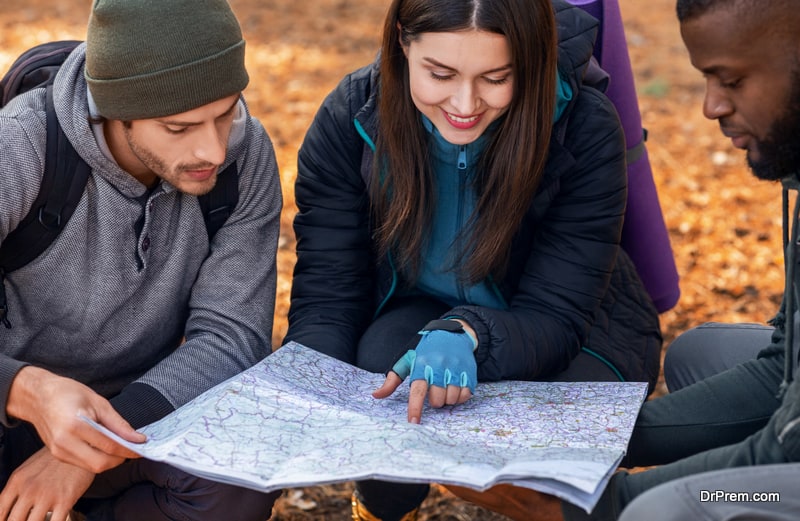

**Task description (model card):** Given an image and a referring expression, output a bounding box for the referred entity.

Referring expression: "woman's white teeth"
[449,113,478,123]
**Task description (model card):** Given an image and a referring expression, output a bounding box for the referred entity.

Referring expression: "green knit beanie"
[85,0,249,120]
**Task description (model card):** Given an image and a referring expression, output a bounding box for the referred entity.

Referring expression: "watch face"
[422,319,464,333]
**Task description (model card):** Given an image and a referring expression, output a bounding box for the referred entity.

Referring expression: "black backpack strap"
[1,40,83,107]
[0,84,90,328]
[198,162,239,240]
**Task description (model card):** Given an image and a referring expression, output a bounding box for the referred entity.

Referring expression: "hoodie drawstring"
[778,177,800,398]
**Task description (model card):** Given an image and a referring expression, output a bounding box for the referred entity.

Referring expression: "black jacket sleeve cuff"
[109,382,175,429]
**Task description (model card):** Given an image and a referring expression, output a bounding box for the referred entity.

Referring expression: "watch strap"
[420,319,464,333]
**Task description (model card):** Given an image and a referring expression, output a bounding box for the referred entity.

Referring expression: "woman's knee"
[356,296,450,373]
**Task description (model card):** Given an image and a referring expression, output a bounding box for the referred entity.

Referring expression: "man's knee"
[198,484,281,521]
[664,322,772,391]
[618,480,694,521]
[149,468,280,521]
[91,460,280,521]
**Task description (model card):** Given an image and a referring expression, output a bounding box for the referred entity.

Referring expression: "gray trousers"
[664,321,774,391]
[563,322,800,521]
[619,464,800,521]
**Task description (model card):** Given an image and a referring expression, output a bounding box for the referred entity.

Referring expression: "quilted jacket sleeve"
[284,70,376,364]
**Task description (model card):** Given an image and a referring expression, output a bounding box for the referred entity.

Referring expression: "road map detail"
[86,342,647,512]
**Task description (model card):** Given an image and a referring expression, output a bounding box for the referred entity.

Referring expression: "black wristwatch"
[420,319,464,333]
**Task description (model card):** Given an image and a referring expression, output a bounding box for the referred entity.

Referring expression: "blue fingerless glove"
[390,321,478,393]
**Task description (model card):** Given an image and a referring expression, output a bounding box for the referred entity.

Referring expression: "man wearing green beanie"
[0,0,283,519]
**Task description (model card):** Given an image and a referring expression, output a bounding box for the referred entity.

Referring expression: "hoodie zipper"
[456,145,468,303]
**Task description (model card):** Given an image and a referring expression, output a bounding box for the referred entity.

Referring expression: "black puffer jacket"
[286,0,662,392]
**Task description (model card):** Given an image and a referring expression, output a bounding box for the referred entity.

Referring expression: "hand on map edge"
[7,366,145,474]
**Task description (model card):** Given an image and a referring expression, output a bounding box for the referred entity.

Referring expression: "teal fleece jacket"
[415,76,573,308]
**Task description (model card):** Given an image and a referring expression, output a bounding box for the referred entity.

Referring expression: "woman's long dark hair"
[372,0,558,284]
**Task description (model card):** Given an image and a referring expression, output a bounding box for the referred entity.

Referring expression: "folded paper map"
[85,341,647,512]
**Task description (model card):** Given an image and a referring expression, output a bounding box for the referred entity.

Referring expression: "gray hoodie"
[0,44,282,428]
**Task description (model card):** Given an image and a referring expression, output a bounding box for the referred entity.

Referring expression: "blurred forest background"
[0,0,785,518]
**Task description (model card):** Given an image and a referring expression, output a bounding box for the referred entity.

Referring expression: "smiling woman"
[283,0,665,519]
[403,30,514,144]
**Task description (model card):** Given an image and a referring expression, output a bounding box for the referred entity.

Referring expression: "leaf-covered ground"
[0,0,785,518]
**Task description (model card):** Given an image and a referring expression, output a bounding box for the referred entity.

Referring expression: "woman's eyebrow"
[422,57,512,75]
